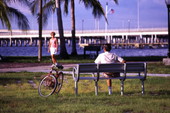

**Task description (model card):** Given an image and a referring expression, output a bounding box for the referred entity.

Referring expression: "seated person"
[94,44,125,95]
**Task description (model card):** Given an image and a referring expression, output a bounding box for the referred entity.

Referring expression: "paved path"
[0,64,170,77]
[0,64,76,73]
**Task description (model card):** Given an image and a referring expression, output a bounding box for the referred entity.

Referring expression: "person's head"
[103,44,112,52]
[50,32,55,37]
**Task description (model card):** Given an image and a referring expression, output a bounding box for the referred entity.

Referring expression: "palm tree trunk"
[71,0,77,55]
[38,0,42,61]
[56,0,68,59]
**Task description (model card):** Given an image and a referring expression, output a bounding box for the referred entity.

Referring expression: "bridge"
[0,28,168,48]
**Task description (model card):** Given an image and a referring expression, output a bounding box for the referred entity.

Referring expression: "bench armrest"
[72,67,79,81]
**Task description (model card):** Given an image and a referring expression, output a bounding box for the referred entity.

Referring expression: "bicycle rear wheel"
[55,72,64,94]
[38,74,57,97]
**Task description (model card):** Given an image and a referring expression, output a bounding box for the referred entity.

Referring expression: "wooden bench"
[72,62,147,96]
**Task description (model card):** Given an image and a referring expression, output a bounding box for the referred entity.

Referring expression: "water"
[0,44,168,57]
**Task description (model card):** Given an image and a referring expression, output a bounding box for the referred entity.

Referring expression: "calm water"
[0,44,168,57]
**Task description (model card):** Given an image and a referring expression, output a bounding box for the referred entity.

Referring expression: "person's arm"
[117,56,126,63]
[121,60,126,63]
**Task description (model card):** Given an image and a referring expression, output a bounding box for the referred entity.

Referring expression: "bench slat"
[98,63,125,72]
[126,62,146,72]
[74,77,97,80]
[78,63,97,73]
[126,76,144,79]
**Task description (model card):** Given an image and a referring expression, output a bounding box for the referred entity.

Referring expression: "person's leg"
[107,79,112,95]
[104,73,112,95]
[51,54,57,64]
[107,79,112,87]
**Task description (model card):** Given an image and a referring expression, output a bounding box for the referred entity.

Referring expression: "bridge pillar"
[79,36,81,44]
[68,39,71,46]
[29,37,32,46]
[151,35,154,43]
[58,37,60,45]
[107,35,111,44]
[9,38,12,46]
[154,35,157,43]
[113,37,116,43]
[14,39,17,46]
[89,37,92,44]
[24,39,28,46]
[44,37,47,47]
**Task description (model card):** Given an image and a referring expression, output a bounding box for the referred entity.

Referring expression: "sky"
[0,0,168,31]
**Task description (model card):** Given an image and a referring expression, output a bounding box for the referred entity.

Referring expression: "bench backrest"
[77,63,98,73]
[126,62,147,73]
[98,63,125,73]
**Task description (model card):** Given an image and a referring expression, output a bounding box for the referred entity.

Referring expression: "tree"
[55,0,69,58]
[0,0,30,30]
[31,0,69,59]
[68,0,112,56]
[38,0,43,61]
[70,0,77,55]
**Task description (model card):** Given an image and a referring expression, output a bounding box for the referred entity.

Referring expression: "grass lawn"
[0,72,170,113]
[1,55,167,63]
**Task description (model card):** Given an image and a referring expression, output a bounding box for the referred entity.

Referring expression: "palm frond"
[80,0,105,19]
[5,0,30,6]
[0,1,11,30]
[7,7,30,30]
[113,0,118,4]
[63,0,69,15]
[30,0,40,15]
[41,0,56,27]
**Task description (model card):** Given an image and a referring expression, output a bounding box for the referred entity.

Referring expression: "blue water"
[0,45,168,57]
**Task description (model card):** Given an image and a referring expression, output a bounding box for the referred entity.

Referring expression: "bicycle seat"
[52,65,64,70]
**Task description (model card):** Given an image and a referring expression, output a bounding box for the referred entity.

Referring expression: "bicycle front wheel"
[55,72,64,94]
[38,74,57,97]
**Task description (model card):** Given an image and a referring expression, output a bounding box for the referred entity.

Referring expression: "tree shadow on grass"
[122,90,170,96]
[148,90,170,96]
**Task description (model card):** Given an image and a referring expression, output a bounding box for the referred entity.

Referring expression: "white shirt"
[94,51,124,64]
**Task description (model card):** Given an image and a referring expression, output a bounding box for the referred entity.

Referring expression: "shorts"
[103,72,120,78]
[50,47,57,55]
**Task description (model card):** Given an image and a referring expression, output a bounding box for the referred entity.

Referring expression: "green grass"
[0,72,170,113]
[147,62,170,74]
[1,55,94,63]
[1,55,167,63]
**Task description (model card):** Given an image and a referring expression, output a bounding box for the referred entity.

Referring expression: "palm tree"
[30,0,118,59]
[0,0,30,30]
[31,0,69,59]
[38,0,43,61]
[62,0,107,56]
[69,0,118,56]
[70,0,77,55]
[55,0,69,59]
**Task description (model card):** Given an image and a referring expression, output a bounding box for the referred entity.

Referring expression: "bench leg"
[75,81,78,96]
[120,80,124,96]
[141,80,145,95]
[95,81,98,96]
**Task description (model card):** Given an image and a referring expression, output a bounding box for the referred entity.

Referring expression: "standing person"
[48,32,62,68]
[94,44,125,95]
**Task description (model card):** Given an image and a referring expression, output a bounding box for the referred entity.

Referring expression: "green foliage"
[0,72,170,113]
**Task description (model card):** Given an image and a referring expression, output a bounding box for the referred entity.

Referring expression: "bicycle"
[38,65,64,97]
